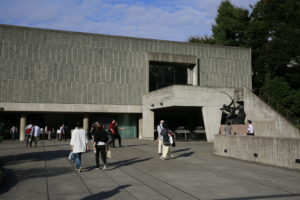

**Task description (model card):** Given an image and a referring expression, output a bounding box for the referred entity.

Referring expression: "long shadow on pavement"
[0,166,73,195]
[172,148,191,153]
[173,152,194,159]
[107,157,153,170]
[81,185,131,200]
[0,149,71,166]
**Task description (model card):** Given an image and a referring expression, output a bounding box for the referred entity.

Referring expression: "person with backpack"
[160,123,173,160]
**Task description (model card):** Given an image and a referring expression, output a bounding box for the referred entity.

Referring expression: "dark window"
[149,61,190,92]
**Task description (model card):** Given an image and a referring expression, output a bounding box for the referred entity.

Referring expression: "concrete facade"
[0,24,253,140]
[0,24,251,108]
[214,134,300,170]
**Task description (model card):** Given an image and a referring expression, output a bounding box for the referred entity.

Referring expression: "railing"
[258,89,300,126]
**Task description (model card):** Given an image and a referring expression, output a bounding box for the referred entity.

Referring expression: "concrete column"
[142,109,154,140]
[19,113,27,141]
[192,65,198,86]
[202,106,222,142]
[83,114,89,132]
[138,115,143,139]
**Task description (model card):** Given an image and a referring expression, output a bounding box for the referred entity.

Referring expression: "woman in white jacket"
[70,124,89,172]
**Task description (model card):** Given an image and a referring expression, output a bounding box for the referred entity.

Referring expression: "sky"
[0,0,259,42]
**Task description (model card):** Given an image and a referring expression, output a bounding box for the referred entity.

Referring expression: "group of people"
[70,119,122,172]
[24,123,42,147]
[223,120,255,136]
[156,120,175,160]
[24,123,68,147]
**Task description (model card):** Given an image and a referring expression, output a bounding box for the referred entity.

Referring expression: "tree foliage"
[212,0,250,47]
[189,0,300,119]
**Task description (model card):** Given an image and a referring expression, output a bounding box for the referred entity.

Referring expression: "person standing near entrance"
[157,120,164,155]
[70,124,88,172]
[93,123,108,170]
[10,125,18,140]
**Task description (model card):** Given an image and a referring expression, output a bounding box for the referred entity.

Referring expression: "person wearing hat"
[157,120,164,155]
[247,120,254,136]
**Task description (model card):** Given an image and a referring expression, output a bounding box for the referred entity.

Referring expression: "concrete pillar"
[142,109,154,140]
[202,106,222,142]
[138,115,143,139]
[192,64,198,86]
[83,114,89,132]
[19,113,27,141]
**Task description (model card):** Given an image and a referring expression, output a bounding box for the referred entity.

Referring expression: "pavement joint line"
[50,140,138,199]
[106,156,172,200]
[112,147,201,200]
[116,143,297,198]
[168,148,297,195]
[52,140,94,196]
[102,166,139,200]
[42,142,50,200]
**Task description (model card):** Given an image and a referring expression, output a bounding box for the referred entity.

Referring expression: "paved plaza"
[0,139,299,200]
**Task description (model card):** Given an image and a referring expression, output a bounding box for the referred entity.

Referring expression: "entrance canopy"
[142,85,236,142]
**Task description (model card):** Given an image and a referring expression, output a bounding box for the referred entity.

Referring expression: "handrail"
[257,89,300,125]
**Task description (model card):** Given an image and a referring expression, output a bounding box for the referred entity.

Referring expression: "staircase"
[257,89,299,127]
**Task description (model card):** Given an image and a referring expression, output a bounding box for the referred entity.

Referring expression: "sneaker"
[160,156,165,160]
[102,165,106,170]
[171,154,174,158]
[78,167,82,173]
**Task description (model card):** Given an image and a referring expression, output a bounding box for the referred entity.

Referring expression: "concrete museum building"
[0,24,298,142]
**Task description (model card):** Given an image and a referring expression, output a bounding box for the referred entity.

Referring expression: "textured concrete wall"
[142,85,235,141]
[214,135,300,170]
[0,25,251,108]
[243,88,299,138]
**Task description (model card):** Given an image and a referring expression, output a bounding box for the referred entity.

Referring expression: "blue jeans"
[73,153,82,169]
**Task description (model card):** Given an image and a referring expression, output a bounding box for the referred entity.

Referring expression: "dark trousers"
[25,135,31,146]
[30,136,38,147]
[95,145,106,167]
[112,134,121,147]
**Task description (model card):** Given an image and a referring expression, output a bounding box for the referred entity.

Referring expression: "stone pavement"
[0,139,299,200]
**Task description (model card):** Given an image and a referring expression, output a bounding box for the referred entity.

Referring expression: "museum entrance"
[154,106,206,141]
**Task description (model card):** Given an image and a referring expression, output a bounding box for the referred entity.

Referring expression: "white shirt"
[70,128,88,153]
[31,126,40,137]
[247,124,254,134]
[157,124,163,140]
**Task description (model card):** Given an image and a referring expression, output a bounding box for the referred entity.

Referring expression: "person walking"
[92,122,109,170]
[59,124,65,141]
[156,120,164,155]
[109,120,121,147]
[70,124,88,172]
[30,124,41,147]
[160,123,172,160]
[25,123,33,147]
[10,125,18,140]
